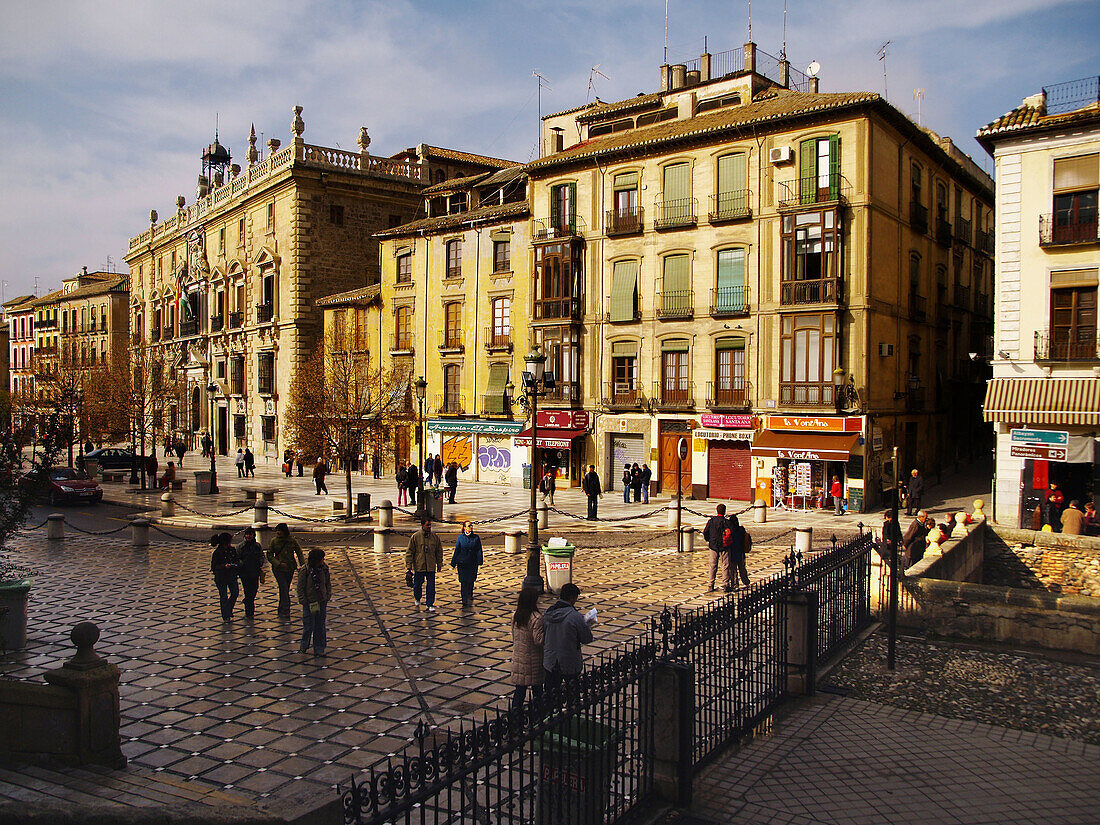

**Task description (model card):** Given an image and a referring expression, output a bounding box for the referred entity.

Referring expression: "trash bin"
[0,578,32,652]
[523,464,532,490]
[536,715,624,825]
[542,542,575,594]
[83,458,99,478]
[356,492,370,515]
[193,470,212,496]
[426,488,444,521]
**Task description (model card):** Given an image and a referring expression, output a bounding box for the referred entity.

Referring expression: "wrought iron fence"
[794,533,874,662]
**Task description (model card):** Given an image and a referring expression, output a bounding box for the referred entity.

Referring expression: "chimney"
[700,51,712,82]
[810,77,820,94]
[670,64,687,90]
[780,59,790,88]
[678,92,696,120]
[660,64,671,92]
[550,128,564,154]
[744,42,756,74]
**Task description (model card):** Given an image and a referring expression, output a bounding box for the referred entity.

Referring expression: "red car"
[45,467,103,506]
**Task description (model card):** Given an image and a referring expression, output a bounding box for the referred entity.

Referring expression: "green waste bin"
[0,578,32,652]
[542,543,575,594]
[536,715,624,825]
[523,464,532,490]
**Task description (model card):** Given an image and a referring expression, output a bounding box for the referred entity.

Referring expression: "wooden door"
[659,431,692,496]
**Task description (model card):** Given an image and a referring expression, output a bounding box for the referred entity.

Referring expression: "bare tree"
[108,345,183,489]
[284,335,414,516]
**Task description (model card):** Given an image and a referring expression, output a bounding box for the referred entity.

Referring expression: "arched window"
[490,297,511,345]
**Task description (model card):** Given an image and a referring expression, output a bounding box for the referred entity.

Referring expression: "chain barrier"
[572,528,678,552]
[148,523,203,542]
[173,500,256,519]
[470,509,530,526]
[25,518,50,531]
[267,507,349,524]
[62,519,131,537]
[682,501,753,519]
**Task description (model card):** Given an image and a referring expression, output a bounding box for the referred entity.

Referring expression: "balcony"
[162,325,174,340]
[481,394,513,417]
[534,296,582,322]
[256,304,274,324]
[955,216,972,246]
[603,382,644,411]
[438,333,464,353]
[953,284,971,310]
[179,319,199,337]
[909,201,929,235]
[390,334,414,355]
[544,381,581,406]
[37,317,57,330]
[37,344,57,356]
[1034,329,1099,363]
[605,206,644,237]
[935,216,953,248]
[707,380,751,411]
[656,291,694,319]
[653,197,697,230]
[976,228,994,256]
[1039,214,1100,247]
[779,382,835,407]
[651,381,695,409]
[532,215,586,241]
[210,315,225,333]
[151,327,161,343]
[777,174,851,210]
[908,292,927,321]
[710,286,750,316]
[228,311,243,329]
[445,264,462,280]
[435,395,465,417]
[708,191,752,223]
[780,278,839,306]
[484,328,513,353]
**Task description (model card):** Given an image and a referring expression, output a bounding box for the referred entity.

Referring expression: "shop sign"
[429,419,525,435]
[695,429,755,442]
[766,415,862,433]
[872,427,883,451]
[538,409,590,429]
[699,413,754,429]
[514,434,577,449]
[1010,444,1067,461]
[1010,428,1068,446]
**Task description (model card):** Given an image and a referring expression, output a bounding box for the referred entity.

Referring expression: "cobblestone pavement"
[691,692,1100,825]
[821,631,1100,744]
[0,526,796,811]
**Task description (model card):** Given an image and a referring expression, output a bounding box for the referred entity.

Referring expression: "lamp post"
[522,343,552,591]
[207,381,219,494]
[833,366,846,414]
[414,376,427,519]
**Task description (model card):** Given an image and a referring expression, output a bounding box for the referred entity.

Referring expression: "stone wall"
[983,527,1100,597]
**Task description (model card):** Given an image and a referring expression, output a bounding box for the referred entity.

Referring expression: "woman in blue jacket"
[450,521,484,608]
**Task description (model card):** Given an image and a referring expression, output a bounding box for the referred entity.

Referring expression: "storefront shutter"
[609,259,639,322]
[708,441,752,501]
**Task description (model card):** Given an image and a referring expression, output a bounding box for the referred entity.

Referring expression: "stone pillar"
[753,499,767,524]
[373,528,391,554]
[46,513,65,540]
[784,590,818,695]
[160,492,175,518]
[538,501,549,530]
[640,661,694,806]
[504,529,526,555]
[378,500,393,528]
[795,526,813,555]
[780,59,790,88]
[254,499,268,526]
[43,622,126,769]
[667,500,680,529]
[255,524,273,550]
[131,518,150,547]
[700,51,712,82]
[680,526,696,553]
[744,41,757,74]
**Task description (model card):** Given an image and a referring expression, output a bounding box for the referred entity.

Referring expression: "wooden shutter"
[717,153,746,193]
[828,135,841,199]
[663,163,689,202]
[1054,154,1099,192]
[485,364,509,414]
[609,259,638,322]
[799,139,816,203]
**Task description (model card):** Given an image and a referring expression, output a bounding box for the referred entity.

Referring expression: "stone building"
[3,295,36,407]
[125,107,508,462]
[522,41,994,510]
[978,77,1100,526]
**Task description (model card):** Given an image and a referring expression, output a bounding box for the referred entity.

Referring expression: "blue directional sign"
[1010,428,1068,446]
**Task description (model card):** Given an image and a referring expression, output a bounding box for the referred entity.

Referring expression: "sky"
[1,0,1097,300]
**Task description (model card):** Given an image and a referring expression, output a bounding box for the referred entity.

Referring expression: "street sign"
[1010,444,1067,461]
[1010,428,1068,446]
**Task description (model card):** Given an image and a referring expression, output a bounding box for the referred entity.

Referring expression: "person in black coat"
[237,526,265,618]
[582,465,602,520]
[432,454,444,487]
[406,462,420,506]
[444,461,459,503]
[210,533,241,621]
[906,469,925,516]
[630,462,643,502]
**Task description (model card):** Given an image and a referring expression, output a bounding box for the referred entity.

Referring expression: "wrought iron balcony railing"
[434,395,465,417]
[130,334,142,347]
[711,286,750,316]
[481,394,513,417]
[228,311,243,329]
[162,325,174,340]
[706,380,751,410]
[953,284,971,310]
[954,216,972,246]
[935,216,953,248]
[603,382,644,410]
[656,290,694,319]
[777,174,851,209]
[780,278,839,305]
[544,380,581,405]
[908,292,927,321]
[653,197,697,229]
[532,215,586,240]
[256,304,274,324]
[210,315,224,332]
[37,317,57,330]
[151,327,161,343]
[390,334,414,354]
[230,378,245,396]
[179,319,199,337]
[439,333,464,352]
[484,328,513,352]
[1034,329,1100,362]
[909,201,929,235]
[779,382,835,407]
[1039,213,1100,247]
[605,206,643,237]
[651,381,695,409]
[708,191,751,223]
[976,228,994,256]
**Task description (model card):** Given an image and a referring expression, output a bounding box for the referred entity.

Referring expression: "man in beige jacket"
[406,518,443,612]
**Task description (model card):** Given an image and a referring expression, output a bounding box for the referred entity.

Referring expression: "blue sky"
[1,0,1097,299]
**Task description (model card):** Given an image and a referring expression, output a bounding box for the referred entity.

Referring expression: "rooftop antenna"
[533,71,552,155]
[664,0,669,65]
[877,41,891,100]
[748,0,751,41]
[913,88,925,125]
[586,65,609,105]
[106,254,115,273]
[34,277,39,297]
[781,0,788,60]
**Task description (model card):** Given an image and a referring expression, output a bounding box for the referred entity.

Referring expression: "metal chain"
[148,523,200,542]
[25,518,50,531]
[267,507,347,524]
[470,509,530,526]
[573,528,678,551]
[63,520,131,536]
[173,500,255,518]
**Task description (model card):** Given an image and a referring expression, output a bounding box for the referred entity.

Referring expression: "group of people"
[881,508,971,569]
[702,503,752,592]
[234,447,257,478]
[282,449,306,478]
[404,518,485,610]
[1040,482,1099,535]
[394,456,461,506]
[619,462,652,504]
[208,523,332,655]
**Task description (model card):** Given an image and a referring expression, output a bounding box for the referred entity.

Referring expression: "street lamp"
[207,381,219,494]
[832,367,846,413]
[414,376,427,519]
[522,343,554,591]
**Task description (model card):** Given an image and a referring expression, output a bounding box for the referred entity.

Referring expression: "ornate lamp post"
[414,376,427,519]
[522,343,554,591]
[207,381,219,494]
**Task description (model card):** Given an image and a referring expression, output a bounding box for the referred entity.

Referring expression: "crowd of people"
[393,455,461,507]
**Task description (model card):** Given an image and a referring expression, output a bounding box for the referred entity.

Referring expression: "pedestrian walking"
[621,464,632,503]
[433,454,443,487]
[906,469,925,516]
[444,461,459,503]
[296,452,304,477]
[1060,500,1085,535]
[729,523,751,589]
[423,455,434,488]
[372,453,380,479]
[450,521,484,607]
[235,448,245,478]
[543,582,596,692]
[881,510,903,567]
[174,440,185,466]
[244,447,256,478]
[297,548,332,656]
[201,432,212,458]
[510,587,544,714]
[313,456,329,495]
[539,470,556,507]
[631,462,643,502]
[406,461,420,506]
[640,463,652,504]
[210,533,241,622]
[237,526,265,619]
[830,475,844,516]
[84,438,94,455]
[703,503,733,592]
[582,465,602,520]
[266,523,304,616]
[406,518,443,611]
[145,453,158,486]
[396,463,409,506]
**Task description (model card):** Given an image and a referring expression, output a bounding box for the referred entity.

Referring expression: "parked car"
[45,468,103,506]
[85,447,137,471]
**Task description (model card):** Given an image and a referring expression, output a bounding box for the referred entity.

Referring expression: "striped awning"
[983,378,1100,425]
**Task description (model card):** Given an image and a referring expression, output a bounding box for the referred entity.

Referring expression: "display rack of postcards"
[772,463,788,508]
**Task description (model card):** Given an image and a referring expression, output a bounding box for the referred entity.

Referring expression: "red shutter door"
[707,441,752,501]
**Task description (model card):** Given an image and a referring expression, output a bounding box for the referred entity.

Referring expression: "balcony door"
[1051,281,1097,360]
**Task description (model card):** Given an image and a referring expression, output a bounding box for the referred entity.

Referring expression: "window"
[388,214,402,228]
[100,305,107,329]
[443,365,461,413]
[609,172,640,233]
[219,227,226,253]
[491,297,511,344]
[191,386,201,431]
[715,153,748,218]
[780,314,836,406]
[610,341,637,403]
[1049,270,1098,360]
[444,302,461,348]
[714,337,747,406]
[394,306,411,350]
[261,416,276,441]
[660,340,690,403]
[535,241,582,320]
[396,251,411,283]
[550,182,576,233]
[216,359,226,380]
[448,193,467,214]
[609,260,639,322]
[233,414,246,438]
[1052,154,1099,244]
[798,136,840,203]
[781,209,840,303]
[483,363,510,415]
[257,352,275,395]
[715,248,747,313]
[171,250,176,272]
[266,202,275,229]
[238,217,245,246]
[230,356,244,395]
[330,204,345,226]
[660,254,692,316]
[658,162,693,226]
[355,307,370,350]
[493,239,511,272]
[333,309,347,347]
[446,238,462,278]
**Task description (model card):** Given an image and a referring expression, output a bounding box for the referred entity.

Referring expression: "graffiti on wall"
[478,438,512,485]
[441,434,473,472]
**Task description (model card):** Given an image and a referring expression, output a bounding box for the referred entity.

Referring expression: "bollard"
[794,526,812,555]
[46,513,65,540]
[255,524,273,550]
[680,525,696,553]
[378,499,393,528]
[160,492,175,518]
[373,527,391,554]
[504,529,526,555]
[972,498,986,519]
[753,499,767,524]
[538,501,549,530]
[253,499,268,525]
[131,518,150,547]
[667,500,680,529]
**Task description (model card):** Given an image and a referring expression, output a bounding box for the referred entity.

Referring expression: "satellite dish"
[806,61,821,78]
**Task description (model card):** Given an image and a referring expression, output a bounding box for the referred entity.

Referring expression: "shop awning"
[984,378,1100,426]
[514,428,586,449]
[751,431,860,461]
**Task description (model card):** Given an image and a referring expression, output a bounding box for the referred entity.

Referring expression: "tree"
[284,335,414,516]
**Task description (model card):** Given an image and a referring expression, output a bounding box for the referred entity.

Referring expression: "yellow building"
[978,78,1100,526]
[525,41,994,510]
[372,166,535,485]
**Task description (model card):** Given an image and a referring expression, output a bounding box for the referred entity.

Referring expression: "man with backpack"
[703,503,735,592]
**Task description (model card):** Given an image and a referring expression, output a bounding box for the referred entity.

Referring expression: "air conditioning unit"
[878,343,894,356]
[769,146,793,164]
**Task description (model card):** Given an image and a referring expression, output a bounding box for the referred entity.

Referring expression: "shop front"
[752,415,867,512]
[426,419,525,486]
[694,413,756,501]
[514,409,589,487]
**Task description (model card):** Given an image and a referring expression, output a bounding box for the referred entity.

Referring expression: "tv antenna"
[806,61,820,78]
[781,0,788,60]
[913,88,925,125]
[747,0,751,41]
[587,65,609,105]
[877,41,891,100]
[533,71,552,154]
[664,0,669,65]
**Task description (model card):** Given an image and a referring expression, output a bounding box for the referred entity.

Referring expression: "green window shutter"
[485,364,509,414]
[663,163,689,203]
[715,336,745,351]
[609,260,639,322]
[828,134,841,199]
[799,139,816,204]
[717,153,747,216]
[661,338,689,352]
[662,254,691,315]
[716,249,746,312]
[611,340,637,357]
[614,172,639,191]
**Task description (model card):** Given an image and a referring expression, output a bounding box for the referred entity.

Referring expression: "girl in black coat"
[210,533,241,621]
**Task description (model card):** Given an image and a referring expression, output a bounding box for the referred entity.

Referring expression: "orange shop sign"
[765,415,863,433]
